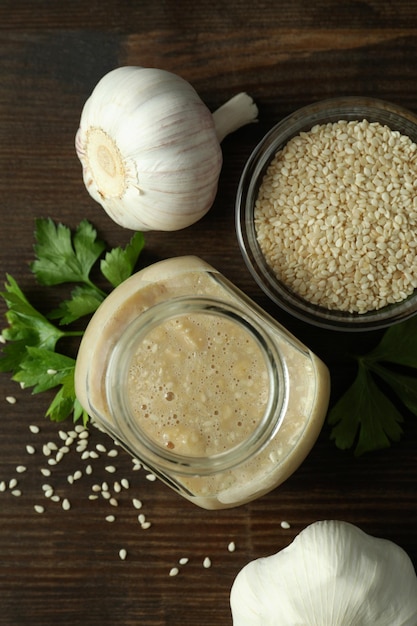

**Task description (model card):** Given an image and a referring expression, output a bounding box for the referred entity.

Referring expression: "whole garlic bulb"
[75,66,258,231]
[230,520,417,625]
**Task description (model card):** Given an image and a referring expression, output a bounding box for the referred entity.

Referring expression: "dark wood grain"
[1,2,417,624]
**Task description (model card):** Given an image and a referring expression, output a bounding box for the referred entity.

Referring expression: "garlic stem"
[212,93,258,143]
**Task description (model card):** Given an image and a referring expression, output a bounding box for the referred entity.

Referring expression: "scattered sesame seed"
[179,557,189,566]
[113,482,121,493]
[51,495,61,503]
[44,489,54,499]
[138,513,146,524]
[141,521,151,530]
[25,445,36,455]
[105,515,116,523]
[47,442,58,451]
[132,498,143,510]
[16,465,27,474]
[109,498,119,507]
[47,369,57,375]
[105,465,116,473]
[0,481,6,492]
[145,473,156,482]
[62,498,71,511]
[227,542,236,553]
[73,470,83,481]
[96,444,107,453]
[11,489,22,497]
[119,549,127,561]
[29,425,40,434]
[9,479,18,489]
[34,505,45,514]
[101,482,109,492]
[6,396,16,404]
[92,484,101,492]
[121,478,130,489]
[42,444,51,457]
[40,468,51,477]
[88,495,99,500]
[203,557,212,569]
[78,431,89,440]
[0,334,5,344]
[47,458,57,466]
[85,464,93,475]
[169,567,179,577]
[107,449,118,457]
[281,521,291,529]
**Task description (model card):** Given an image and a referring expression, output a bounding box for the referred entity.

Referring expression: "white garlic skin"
[75,66,223,231]
[230,520,417,626]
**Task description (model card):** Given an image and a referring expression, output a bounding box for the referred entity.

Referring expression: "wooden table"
[1,2,417,624]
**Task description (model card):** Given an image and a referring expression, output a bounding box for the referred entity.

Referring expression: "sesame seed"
[34,505,45,514]
[109,498,118,507]
[179,557,189,565]
[0,481,6,492]
[105,465,116,474]
[85,464,93,475]
[145,473,156,482]
[107,449,118,457]
[138,514,146,524]
[105,515,116,522]
[11,489,22,497]
[141,521,151,530]
[9,479,18,489]
[169,567,179,577]
[119,549,127,561]
[62,498,71,511]
[227,542,236,552]
[73,470,83,481]
[281,521,291,529]
[203,557,212,569]
[96,444,107,453]
[6,396,16,404]
[16,465,27,474]
[25,445,36,455]
[29,425,40,434]
[132,498,143,510]
[47,369,57,375]
[40,468,51,477]
[121,478,130,489]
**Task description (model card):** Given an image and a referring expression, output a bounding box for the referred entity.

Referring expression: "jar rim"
[106,295,286,475]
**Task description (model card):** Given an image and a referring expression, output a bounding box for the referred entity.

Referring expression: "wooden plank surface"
[1,1,417,624]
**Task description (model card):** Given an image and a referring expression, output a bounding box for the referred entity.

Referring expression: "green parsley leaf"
[328,360,404,456]
[48,285,105,325]
[31,218,106,292]
[13,347,76,394]
[100,231,145,288]
[46,370,88,426]
[370,363,417,417]
[0,218,145,426]
[366,315,417,368]
[0,274,67,372]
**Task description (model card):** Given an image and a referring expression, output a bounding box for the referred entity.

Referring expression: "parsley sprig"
[328,315,417,455]
[0,218,144,426]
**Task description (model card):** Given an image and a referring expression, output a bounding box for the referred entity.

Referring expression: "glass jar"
[75,256,330,509]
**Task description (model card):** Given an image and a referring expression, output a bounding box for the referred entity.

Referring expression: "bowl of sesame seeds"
[236,96,417,331]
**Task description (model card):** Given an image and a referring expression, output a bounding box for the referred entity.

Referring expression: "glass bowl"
[236,96,417,332]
